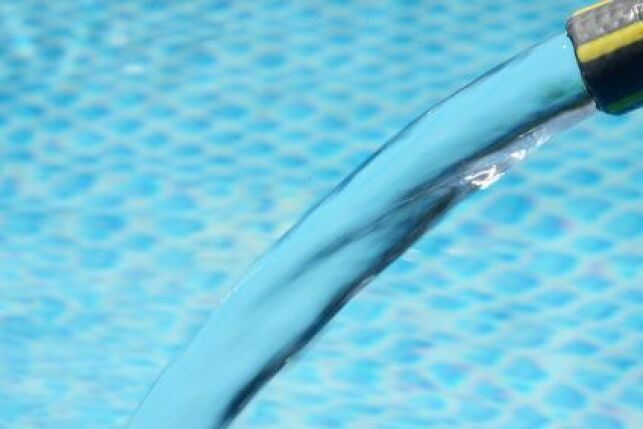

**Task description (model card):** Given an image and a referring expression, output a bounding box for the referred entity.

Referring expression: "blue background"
[0,1,641,428]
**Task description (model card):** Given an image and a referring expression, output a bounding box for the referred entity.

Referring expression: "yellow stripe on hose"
[573,0,612,16]
[577,21,643,62]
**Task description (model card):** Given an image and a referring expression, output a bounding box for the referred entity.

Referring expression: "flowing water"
[127,34,595,429]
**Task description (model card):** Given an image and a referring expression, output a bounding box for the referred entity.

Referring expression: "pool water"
[0,1,641,428]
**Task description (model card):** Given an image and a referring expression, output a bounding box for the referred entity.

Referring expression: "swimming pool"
[0,1,641,428]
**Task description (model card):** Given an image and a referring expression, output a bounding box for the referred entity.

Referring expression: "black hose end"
[567,0,643,115]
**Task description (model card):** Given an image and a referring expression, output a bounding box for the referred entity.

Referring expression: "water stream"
[127,34,595,429]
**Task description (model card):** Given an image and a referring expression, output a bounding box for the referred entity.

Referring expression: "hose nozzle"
[568,0,643,114]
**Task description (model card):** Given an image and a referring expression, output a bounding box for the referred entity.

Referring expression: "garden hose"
[568,0,643,114]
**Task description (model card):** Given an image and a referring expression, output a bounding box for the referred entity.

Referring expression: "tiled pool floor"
[0,1,641,428]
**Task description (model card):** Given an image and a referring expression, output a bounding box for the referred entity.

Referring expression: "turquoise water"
[1,1,642,429]
[128,34,592,429]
